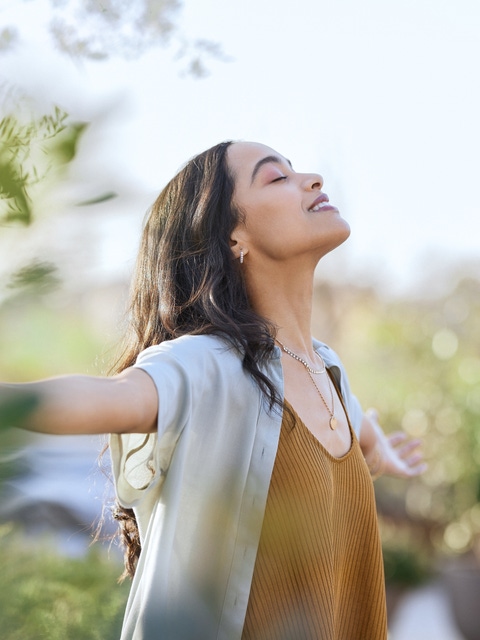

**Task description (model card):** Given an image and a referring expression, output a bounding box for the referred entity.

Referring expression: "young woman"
[1,141,425,639]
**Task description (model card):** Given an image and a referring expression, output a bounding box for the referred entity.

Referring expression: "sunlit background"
[0,1,479,638]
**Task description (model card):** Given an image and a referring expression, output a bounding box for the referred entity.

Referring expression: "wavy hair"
[110,141,281,579]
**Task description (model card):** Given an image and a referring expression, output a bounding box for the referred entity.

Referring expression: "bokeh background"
[0,1,479,638]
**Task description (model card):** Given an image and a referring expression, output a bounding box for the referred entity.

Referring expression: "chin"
[317,223,351,260]
[332,217,351,246]
[341,220,351,241]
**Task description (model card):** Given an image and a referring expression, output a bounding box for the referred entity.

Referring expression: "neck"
[244,259,316,358]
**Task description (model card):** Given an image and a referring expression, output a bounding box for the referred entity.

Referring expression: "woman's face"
[227,141,350,265]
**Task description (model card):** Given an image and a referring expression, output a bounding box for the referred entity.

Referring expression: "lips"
[308,193,336,212]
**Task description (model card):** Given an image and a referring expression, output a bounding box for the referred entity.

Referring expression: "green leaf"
[0,393,39,431]
[0,105,88,226]
[48,121,88,164]
[7,261,60,294]
[0,157,32,224]
[75,191,118,206]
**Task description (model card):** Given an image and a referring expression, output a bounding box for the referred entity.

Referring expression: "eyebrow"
[250,155,292,184]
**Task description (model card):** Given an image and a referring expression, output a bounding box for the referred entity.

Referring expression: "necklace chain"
[277,339,337,430]
[307,371,337,431]
[276,340,326,375]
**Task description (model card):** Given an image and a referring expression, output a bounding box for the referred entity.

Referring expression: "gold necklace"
[277,340,337,431]
[277,340,326,374]
[306,371,337,431]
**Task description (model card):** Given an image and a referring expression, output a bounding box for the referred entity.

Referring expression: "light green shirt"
[110,334,363,640]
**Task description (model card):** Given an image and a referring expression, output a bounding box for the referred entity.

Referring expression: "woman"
[1,141,425,639]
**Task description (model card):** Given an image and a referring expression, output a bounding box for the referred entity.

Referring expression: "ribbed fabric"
[242,400,387,640]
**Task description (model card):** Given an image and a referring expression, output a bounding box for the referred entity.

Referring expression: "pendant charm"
[329,416,338,431]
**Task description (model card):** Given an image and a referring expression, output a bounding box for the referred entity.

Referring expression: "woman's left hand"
[363,409,427,479]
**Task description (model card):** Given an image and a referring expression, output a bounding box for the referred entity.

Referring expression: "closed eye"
[271,175,287,183]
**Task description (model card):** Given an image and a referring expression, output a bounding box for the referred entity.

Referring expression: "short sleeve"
[110,342,193,508]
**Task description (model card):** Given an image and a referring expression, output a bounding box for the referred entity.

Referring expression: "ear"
[229,228,249,261]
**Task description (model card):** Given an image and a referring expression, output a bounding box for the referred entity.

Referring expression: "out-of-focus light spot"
[427,462,449,486]
[428,434,444,454]
[444,522,472,552]
[406,484,432,518]
[459,358,480,385]
[405,390,442,413]
[443,456,463,483]
[422,469,441,488]
[402,408,429,437]
[432,329,458,360]
[435,406,462,435]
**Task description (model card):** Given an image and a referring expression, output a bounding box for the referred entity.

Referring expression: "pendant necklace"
[277,340,337,430]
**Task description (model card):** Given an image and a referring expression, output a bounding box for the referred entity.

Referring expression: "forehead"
[227,141,286,183]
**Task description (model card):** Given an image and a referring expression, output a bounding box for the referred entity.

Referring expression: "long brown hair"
[111,141,281,579]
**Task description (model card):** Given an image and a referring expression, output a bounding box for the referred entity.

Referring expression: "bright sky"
[2,0,480,296]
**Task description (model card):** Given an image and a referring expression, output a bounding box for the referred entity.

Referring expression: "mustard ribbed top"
[242,401,387,640]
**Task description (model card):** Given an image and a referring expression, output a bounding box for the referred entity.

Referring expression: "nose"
[302,173,324,191]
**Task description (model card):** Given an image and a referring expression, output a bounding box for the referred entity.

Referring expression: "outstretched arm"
[0,368,158,435]
[360,408,427,480]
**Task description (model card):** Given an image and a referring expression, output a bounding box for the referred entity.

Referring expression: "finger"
[387,431,408,447]
[404,461,428,476]
[390,459,427,478]
[404,452,425,467]
[396,439,423,458]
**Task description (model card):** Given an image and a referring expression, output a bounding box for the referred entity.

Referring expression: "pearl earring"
[240,249,244,264]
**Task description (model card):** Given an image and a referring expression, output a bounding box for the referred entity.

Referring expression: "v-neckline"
[283,369,355,460]
[283,398,355,461]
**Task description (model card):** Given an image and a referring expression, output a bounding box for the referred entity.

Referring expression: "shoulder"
[132,335,257,423]
[312,338,344,369]
[135,334,243,371]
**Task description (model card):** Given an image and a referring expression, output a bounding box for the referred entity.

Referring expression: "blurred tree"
[0,98,94,301]
[0,0,229,301]
[0,2,229,603]
[0,0,229,296]
[0,97,110,434]
[0,104,86,226]
[0,0,228,77]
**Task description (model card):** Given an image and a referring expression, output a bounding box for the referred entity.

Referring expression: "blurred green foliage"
[0,525,129,640]
[0,392,39,432]
[7,260,60,294]
[314,269,480,572]
[0,3,228,629]
[0,293,114,380]
[0,0,227,76]
[383,544,431,587]
[0,104,87,226]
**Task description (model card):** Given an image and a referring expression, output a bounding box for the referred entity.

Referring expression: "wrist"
[366,444,386,481]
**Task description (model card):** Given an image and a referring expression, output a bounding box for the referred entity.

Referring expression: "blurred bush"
[313,264,480,579]
[383,543,430,587]
[0,524,129,640]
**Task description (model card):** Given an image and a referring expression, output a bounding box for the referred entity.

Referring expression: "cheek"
[242,191,299,226]
[243,202,288,239]
[244,210,305,260]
